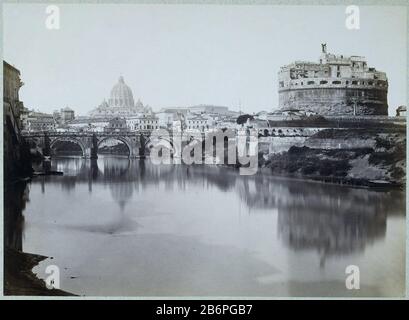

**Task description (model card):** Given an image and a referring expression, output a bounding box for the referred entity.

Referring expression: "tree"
[236,114,254,125]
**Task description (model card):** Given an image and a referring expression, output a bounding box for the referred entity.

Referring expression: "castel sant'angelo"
[278,44,388,116]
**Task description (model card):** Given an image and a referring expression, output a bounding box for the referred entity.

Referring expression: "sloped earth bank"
[261,128,406,187]
[4,248,75,296]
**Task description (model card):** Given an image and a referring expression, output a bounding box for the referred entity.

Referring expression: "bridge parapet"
[22,130,154,138]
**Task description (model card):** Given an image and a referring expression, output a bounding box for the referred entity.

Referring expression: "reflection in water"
[13,157,406,296]
[277,189,388,267]
[4,182,29,251]
[236,176,403,266]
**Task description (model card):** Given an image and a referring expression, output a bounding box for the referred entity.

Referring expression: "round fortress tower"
[278,44,388,116]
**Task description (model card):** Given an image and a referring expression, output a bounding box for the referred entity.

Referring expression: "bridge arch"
[97,136,133,157]
[143,134,175,155]
[50,137,86,157]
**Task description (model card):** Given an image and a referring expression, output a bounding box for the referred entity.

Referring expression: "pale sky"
[3,4,407,116]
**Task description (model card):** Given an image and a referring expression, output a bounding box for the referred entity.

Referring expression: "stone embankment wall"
[258,127,324,154]
[263,137,308,154]
[304,138,377,149]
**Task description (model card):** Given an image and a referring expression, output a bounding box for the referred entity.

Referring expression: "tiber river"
[16,156,406,297]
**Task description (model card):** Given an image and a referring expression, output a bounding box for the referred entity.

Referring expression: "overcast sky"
[3,4,407,116]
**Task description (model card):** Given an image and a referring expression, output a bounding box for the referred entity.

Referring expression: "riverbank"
[4,247,75,296]
[261,128,406,189]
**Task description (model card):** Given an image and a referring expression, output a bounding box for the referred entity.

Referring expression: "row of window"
[187,120,207,124]
[280,79,387,88]
[133,125,158,130]
[128,120,158,124]
[187,125,209,130]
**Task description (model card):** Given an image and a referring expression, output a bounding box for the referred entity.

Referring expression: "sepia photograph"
[2,1,407,300]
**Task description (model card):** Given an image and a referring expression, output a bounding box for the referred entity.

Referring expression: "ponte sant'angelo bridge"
[22,130,182,159]
[24,129,260,159]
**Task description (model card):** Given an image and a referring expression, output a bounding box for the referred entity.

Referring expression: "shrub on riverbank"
[267,146,357,178]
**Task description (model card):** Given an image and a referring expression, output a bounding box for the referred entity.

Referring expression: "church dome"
[108,76,135,108]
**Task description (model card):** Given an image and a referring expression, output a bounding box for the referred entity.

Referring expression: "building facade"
[104,117,128,133]
[3,61,32,181]
[65,117,109,132]
[186,115,211,131]
[156,109,187,129]
[278,45,388,116]
[26,111,55,132]
[4,61,24,122]
[61,107,75,122]
[53,107,75,125]
[126,115,159,131]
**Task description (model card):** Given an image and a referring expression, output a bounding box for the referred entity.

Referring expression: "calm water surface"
[20,156,405,297]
